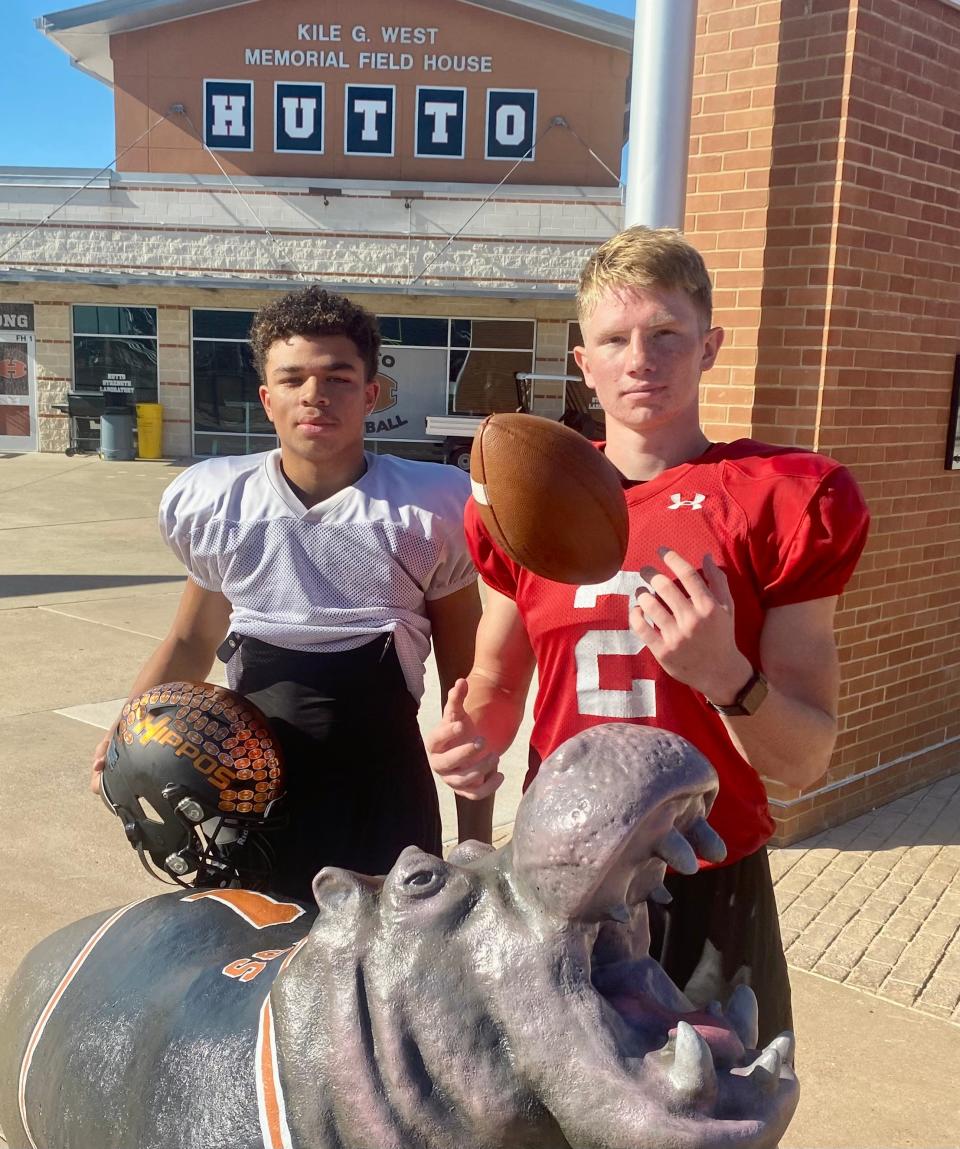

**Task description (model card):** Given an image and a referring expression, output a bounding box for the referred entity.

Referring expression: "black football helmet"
[101,681,286,889]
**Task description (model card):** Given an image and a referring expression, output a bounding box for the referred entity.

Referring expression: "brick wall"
[688,0,960,841]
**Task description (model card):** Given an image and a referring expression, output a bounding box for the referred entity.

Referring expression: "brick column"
[157,305,191,458]
[687,0,960,840]
[531,320,570,418]
[35,301,72,453]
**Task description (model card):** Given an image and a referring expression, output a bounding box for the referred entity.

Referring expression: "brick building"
[0,0,631,459]
[0,0,958,841]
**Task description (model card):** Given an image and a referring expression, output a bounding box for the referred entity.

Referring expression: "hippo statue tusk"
[725,982,761,1051]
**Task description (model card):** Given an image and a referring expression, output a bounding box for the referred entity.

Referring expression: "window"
[947,355,960,471]
[191,310,277,457]
[564,321,605,439]
[449,318,535,415]
[72,306,158,406]
[378,316,448,347]
[73,306,156,338]
[371,315,535,438]
[187,310,538,461]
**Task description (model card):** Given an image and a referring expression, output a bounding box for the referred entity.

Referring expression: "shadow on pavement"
[0,574,186,597]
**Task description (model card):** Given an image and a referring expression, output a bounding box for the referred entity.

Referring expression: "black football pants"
[226,632,441,903]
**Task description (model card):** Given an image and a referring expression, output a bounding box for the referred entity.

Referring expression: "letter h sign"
[204,80,254,151]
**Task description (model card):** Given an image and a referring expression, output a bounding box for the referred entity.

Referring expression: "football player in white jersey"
[91,287,483,901]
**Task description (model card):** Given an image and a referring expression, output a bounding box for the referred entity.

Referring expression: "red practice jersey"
[466,439,870,864]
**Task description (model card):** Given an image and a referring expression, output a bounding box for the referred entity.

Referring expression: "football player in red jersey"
[426,226,869,1044]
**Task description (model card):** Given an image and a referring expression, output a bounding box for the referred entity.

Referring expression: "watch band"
[705,669,769,717]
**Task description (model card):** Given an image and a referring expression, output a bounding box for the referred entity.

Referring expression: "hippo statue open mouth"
[0,724,797,1149]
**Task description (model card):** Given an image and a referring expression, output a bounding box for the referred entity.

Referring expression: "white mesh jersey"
[159,450,476,701]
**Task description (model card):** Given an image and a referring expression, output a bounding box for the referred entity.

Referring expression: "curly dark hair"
[249,287,381,381]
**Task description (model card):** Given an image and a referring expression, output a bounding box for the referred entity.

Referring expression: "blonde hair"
[577,226,713,328]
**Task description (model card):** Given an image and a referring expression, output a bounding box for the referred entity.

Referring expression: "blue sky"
[1,0,634,169]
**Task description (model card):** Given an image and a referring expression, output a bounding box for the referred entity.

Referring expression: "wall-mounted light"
[390,190,423,210]
[309,186,342,206]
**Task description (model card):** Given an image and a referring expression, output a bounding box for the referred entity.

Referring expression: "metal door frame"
[0,330,37,452]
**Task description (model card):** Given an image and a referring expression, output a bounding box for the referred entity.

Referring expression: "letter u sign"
[275,82,325,153]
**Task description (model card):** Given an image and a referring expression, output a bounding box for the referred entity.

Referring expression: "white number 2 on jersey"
[573,571,655,718]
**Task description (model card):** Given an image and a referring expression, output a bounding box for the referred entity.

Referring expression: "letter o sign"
[485,89,537,161]
[495,105,525,146]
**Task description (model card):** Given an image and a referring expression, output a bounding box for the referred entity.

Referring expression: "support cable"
[177,109,306,280]
[558,119,624,187]
[406,116,622,288]
[0,108,620,284]
[0,112,171,263]
[406,119,559,287]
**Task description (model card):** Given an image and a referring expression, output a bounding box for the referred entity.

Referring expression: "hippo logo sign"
[367,367,406,434]
[371,370,398,413]
[0,354,27,381]
[364,347,446,439]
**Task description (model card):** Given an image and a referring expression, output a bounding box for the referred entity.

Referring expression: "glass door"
[0,332,37,452]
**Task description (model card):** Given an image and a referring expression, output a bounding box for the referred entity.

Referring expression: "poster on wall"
[366,346,448,440]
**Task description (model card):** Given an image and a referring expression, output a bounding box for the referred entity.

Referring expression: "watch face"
[740,673,769,715]
[706,670,768,716]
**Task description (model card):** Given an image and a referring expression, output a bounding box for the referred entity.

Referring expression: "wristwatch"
[705,669,769,717]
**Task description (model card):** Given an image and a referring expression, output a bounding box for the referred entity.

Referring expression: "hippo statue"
[0,724,798,1149]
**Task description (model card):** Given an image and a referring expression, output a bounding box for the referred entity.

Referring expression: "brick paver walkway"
[771,772,960,1024]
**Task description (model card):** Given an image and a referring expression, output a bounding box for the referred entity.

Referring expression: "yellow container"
[136,402,164,459]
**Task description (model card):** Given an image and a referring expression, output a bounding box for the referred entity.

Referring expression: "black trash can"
[100,406,135,461]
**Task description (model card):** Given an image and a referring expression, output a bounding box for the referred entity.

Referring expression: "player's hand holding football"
[425,678,504,800]
[630,549,754,706]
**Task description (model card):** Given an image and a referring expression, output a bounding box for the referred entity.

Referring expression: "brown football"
[470,413,628,584]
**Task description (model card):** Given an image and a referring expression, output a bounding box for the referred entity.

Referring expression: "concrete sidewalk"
[1,452,958,1148]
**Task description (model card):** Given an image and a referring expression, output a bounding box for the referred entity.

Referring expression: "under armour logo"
[668,492,706,510]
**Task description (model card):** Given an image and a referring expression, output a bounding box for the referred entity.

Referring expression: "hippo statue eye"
[401,867,446,898]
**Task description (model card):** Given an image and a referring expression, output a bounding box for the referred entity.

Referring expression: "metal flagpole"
[624,0,699,229]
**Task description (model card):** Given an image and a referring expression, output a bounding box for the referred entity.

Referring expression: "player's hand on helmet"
[426,678,504,800]
[629,550,753,701]
[90,731,112,794]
